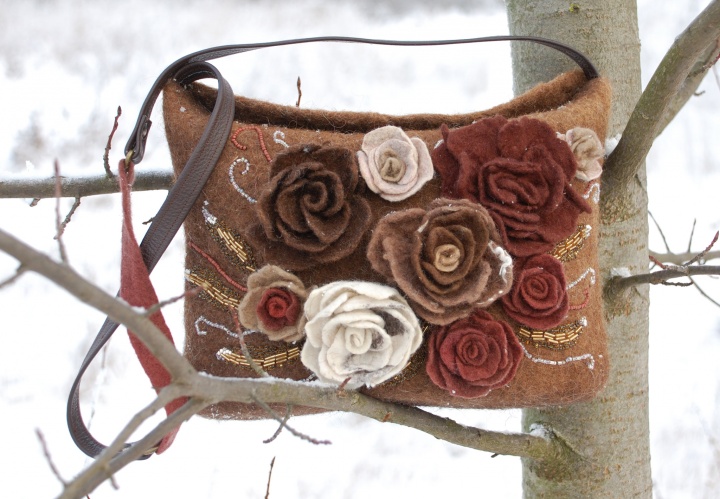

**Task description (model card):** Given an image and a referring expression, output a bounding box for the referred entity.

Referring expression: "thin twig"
[103,106,122,179]
[649,211,672,253]
[650,249,720,265]
[0,265,26,289]
[251,395,331,446]
[54,160,69,264]
[296,77,302,107]
[689,277,720,309]
[686,231,719,266]
[36,429,67,486]
[143,287,201,317]
[265,457,276,499]
[54,197,82,240]
[230,310,270,378]
[263,405,293,444]
[687,219,697,253]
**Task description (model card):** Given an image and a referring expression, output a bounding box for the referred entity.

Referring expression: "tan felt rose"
[247,144,372,270]
[367,198,513,325]
[357,126,433,202]
[237,265,310,342]
[300,281,423,388]
[562,127,604,182]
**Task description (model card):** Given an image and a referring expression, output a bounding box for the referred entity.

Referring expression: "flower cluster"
[233,116,600,396]
[432,116,592,257]
[367,198,512,325]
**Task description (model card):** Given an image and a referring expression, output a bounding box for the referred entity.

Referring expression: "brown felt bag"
[69,36,611,457]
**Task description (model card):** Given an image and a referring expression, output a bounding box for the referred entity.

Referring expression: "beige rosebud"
[357,126,434,202]
[300,281,423,388]
[563,127,604,182]
[237,265,310,342]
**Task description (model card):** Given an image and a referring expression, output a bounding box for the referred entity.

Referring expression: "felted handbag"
[69,36,611,458]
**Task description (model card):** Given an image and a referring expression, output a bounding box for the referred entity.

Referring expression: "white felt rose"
[300,281,423,388]
[357,126,433,201]
[559,127,604,182]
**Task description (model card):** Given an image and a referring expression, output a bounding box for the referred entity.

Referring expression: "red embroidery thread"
[231,126,272,162]
[189,241,247,292]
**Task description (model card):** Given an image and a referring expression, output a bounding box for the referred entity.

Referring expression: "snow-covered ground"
[0,1,718,497]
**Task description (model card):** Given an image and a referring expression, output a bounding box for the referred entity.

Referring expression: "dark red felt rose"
[426,310,522,398]
[247,144,372,270]
[257,287,302,331]
[501,254,569,330]
[432,116,591,257]
[367,198,513,326]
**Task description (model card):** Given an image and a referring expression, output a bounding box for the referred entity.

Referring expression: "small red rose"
[426,310,522,398]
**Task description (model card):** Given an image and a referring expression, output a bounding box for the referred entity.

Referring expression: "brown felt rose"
[367,198,513,325]
[357,125,434,201]
[432,116,591,258]
[237,265,310,342]
[501,254,569,330]
[426,309,522,398]
[247,144,372,270]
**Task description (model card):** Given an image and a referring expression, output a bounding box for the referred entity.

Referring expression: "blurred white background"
[0,1,718,497]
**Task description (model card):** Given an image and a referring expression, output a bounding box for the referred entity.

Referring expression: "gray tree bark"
[506,1,652,497]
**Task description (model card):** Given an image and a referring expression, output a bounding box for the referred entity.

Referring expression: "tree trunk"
[506,1,652,497]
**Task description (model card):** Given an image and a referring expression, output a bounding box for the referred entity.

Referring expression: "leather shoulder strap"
[68,35,599,461]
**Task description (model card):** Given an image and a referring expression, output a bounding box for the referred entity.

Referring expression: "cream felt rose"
[357,126,433,201]
[561,127,604,182]
[300,281,423,388]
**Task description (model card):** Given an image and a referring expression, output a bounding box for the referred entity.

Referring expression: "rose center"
[266,296,290,318]
[379,155,406,182]
[433,244,462,272]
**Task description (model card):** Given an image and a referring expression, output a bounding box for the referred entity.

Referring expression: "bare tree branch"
[265,457,276,499]
[53,160,69,264]
[58,395,208,499]
[654,39,720,136]
[603,0,720,194]
[103,106,122,179]
[36,429,67,487]
[0,226,194,377]
[0,265,26,289]
[0,226,575,499]
[608,265,720,293]
[0,170,174,199]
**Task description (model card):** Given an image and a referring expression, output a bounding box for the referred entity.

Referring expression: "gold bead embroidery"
[551,224,591,262]
[186,267,242,310]
[216,346,301,370]
[516,318,587,350]
[202,202,257,273]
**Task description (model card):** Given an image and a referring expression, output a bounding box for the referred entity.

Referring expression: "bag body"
[163,68,611,419]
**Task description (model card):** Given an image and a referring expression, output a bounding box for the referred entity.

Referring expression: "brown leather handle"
[125,35,598,164]
[67,61,235,460]
[69,35,599,461]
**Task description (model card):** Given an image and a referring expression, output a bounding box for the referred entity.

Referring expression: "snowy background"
[0,0,718,497]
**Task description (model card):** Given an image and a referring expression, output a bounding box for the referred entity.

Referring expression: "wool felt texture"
[118,161,186,452]
[162,67,611,419]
